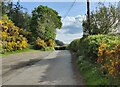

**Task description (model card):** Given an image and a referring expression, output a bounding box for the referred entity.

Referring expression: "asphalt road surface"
[2,50,83,85]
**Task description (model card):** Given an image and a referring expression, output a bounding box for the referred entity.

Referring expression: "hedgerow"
[78,35,120,63]
[69,34,120,85]
[68,38,80,52]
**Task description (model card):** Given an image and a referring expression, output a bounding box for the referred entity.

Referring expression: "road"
[2,50,83,85]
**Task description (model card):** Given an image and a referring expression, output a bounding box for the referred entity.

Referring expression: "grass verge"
[76,55,119,86]
[77,57,109,85]
[0,45,55,57]
[0,48,41,57]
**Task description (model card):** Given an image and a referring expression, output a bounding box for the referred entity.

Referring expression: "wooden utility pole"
[87,0,90,35]
[8,0,12,18]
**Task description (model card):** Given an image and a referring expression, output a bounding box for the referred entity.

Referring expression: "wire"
[62,0,76,21]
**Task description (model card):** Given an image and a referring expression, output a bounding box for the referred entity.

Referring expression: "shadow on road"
[10,59,42,70]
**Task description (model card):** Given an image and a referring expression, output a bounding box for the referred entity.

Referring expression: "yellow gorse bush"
[34,37,55,49]
[35,37,47,49]
[98,43,120,78]
[46,39,55,47]
[0,15,28,53]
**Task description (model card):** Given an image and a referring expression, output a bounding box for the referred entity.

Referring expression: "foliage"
[44,47,55,51]
[0,15,29,53]
[1,2,8,15]
[29,5,62,41]
[10,11,31,30]
[69,34,120,85]
[46,39,55,47]
[77,35,120,63]
[98,43,120,80]
[0,48,39,57]
[55,45,68,50]
[18,28,32,42]
[77,56,115,85]
[1,2,31,30]
[82,4,120,35]
[55,40,65,46]
[68,38,80,52]
[34,38,56,51]
[34,37,47,50]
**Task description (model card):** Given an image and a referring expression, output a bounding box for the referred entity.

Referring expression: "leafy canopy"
[83,4,120,35]
[30,5,62,41]
[1,2,31,30]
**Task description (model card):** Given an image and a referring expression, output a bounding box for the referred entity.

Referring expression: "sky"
[13,1,119,44]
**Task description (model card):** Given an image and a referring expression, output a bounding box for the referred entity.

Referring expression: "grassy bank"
[76,56,117,85]
[0,48,41,57]
[0,44,56,57]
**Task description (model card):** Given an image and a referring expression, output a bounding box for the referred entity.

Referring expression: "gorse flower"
[0,15,29,53]
[98,43,120,78]
[35,37,47,49]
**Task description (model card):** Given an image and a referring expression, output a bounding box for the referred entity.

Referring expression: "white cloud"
[56,33,83,44]
[56,15,85,44]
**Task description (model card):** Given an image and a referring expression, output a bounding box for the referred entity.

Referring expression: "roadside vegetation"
[1,1,120,85]
[0,48,41,57]
[0,2,63,56]
[69,35,120,85]
[69,3,120,85]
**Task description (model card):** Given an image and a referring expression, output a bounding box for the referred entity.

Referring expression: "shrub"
[69,34,120,85]
[34,38,56,51]
[0,15,29,53]
[68,38,80,52]
[78,35,120,63]
[34,37,47,50]
[44,47,55,51]
[55,40,65,46]
[97,43,120,79]
[46,39,55,47]
[55,45,68,50]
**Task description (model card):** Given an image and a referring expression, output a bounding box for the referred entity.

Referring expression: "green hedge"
[55,45,68,50]
[68,38,80,52]
[69,35,120,63]
[69,34,120,85]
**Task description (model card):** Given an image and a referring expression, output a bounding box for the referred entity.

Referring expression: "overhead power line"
[62,0,76,21]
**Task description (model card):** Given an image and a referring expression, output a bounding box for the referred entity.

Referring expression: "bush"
[78,35,120,63]
[46,39,55,47]
[55,40,65,46]
[55,45,68,50]
[69,34,120,85]
[44,47,55,51]
[97,43,120,80]
[77,56,111,85]
[68,38,80,52]
[34,37,47,50]
[0,15,29,53]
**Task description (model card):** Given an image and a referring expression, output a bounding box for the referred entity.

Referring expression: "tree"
[1,1,31,30]
[10,9,31,30]
[55,40,65,46]
[0,2,8,15]
[29,5,62,41]
[82,4,120,35]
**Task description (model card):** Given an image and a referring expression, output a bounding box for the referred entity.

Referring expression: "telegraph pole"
[87,0,90,35]
[8,0,12,18]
